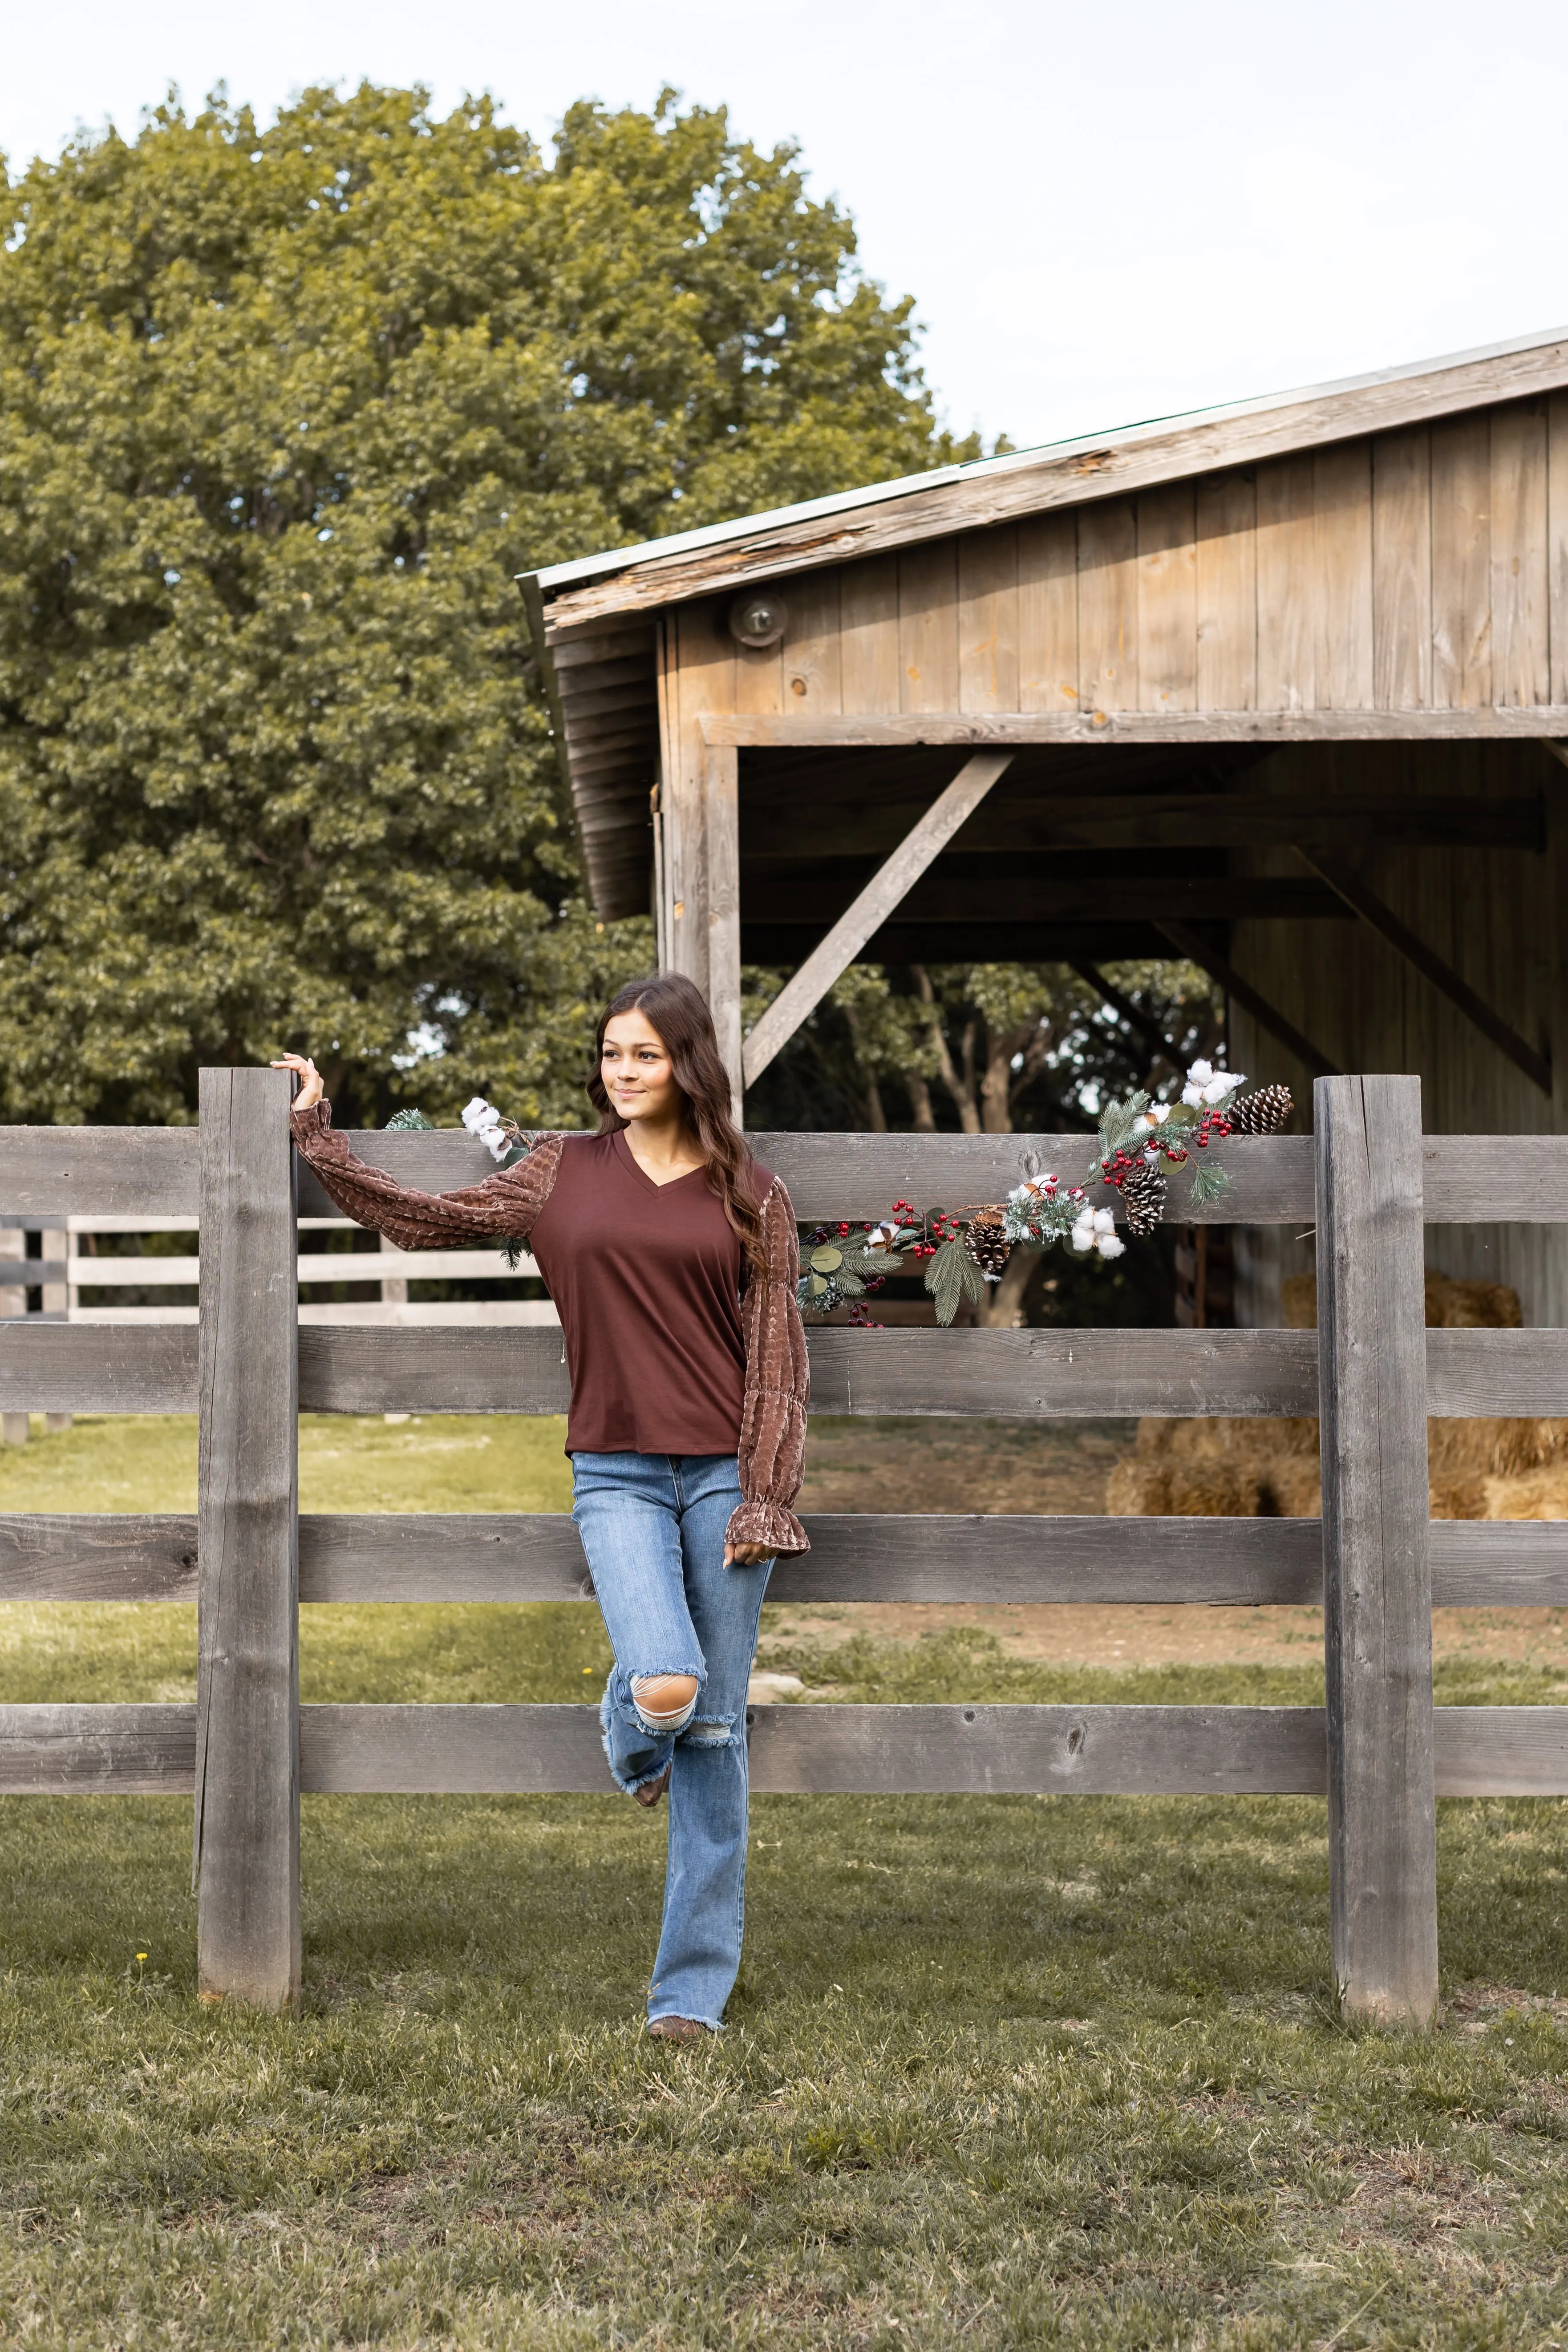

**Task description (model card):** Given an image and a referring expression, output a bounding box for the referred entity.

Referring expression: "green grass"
[3,1420,1568,2342]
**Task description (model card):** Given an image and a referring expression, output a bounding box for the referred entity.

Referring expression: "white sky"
[7,0,1568,456]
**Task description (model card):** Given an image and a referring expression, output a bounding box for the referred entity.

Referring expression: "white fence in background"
[0,1217,559,1328]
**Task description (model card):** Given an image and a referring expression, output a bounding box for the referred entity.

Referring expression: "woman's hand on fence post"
[271,1054,324,1112]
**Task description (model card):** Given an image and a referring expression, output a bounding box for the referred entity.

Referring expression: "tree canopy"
[0,83,981,1125]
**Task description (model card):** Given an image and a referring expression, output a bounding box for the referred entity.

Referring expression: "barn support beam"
[1297,851,1552,1096]
[740,793,1546,861]
[704,744,743,1113]
[740,752,1014,1090]
[1155,922,1341,1080]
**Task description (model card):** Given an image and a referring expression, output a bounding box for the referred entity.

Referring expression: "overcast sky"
[6,1,1567,456]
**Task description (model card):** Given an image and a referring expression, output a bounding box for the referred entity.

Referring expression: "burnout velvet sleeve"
[288,1100,566,1249]
[728,1176,811,1557]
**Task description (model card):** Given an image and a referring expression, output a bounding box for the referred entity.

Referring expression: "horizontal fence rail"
[8,1124,1568,1227]
[1,1700,1565,1800]
[8,1512,1568,1609]
[8,1321,1568,1420]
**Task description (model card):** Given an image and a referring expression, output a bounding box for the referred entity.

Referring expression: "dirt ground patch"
[761,1598,1568,1670]
[799,1414,1132,1518]
[793,1415,1568,1671]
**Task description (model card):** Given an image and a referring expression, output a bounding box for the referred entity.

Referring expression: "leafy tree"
[0,83,981,1125]
[745,958,1222,1137]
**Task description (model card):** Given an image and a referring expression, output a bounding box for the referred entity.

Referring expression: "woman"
[276,973,810,2041]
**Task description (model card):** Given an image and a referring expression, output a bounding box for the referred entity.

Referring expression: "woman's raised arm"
[271,1056,565,1251]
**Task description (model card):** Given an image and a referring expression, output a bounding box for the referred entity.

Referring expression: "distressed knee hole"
[684,1718,732,1748]
[630,1672,700,1729]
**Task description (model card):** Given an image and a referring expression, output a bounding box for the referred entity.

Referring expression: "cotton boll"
[1182,1083,1203,1107]
[1092,1209,1116,1235]
[1071,1219,1095,1252]
[1096,1233,1126,1259]
[461,1096,491,1132]
[1187,1060,1214,1086]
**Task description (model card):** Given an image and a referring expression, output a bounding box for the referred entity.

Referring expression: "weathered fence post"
[194,1067,300,2008]
[1315,1074,1437,2025]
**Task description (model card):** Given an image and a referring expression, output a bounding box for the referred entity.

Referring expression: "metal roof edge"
[519,320,1568,603]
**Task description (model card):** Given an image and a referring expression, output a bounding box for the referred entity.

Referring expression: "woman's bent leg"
[648,1455,773,2030]
[571,1453,705,1797]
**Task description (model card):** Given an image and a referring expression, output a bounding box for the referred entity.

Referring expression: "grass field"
[2,1415,1568,2345]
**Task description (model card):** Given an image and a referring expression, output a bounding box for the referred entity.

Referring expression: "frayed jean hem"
[648,2009,725,2033]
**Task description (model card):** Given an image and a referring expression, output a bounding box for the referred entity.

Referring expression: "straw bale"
[1107,1267,1566,1522]
[1105,1455,1270,1517]
[1479,1465,1568,1519]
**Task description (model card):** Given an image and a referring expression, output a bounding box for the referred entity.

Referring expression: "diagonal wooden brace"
[1155,920,1342,1079]
[1298,850,1551,1096]
[741,752,1013,1089]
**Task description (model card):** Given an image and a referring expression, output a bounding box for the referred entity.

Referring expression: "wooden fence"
[1,1069,1567,2023]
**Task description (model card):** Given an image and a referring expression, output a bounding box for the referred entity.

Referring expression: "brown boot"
[633,1765,671,1810]
[648,2015,708,2044]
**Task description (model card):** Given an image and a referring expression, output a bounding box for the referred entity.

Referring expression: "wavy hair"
[587,973,767,1276]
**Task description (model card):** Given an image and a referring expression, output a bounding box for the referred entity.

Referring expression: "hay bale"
[1479,1465,1568,1519]
[1106,1266,1566,1522]
[1105,1454,1270,1517]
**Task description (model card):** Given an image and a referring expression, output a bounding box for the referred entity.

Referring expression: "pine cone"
[963,1207,1012,1282]
[1226,1083,1294,1135]
[1119,1161,1167,1236]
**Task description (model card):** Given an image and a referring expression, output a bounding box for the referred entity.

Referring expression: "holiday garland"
[797,1062,1294,1325]
[395,1064,1293,1327]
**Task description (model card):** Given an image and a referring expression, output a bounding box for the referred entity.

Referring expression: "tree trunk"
[907,1073,937,1132]
[979,1243,1042,1328]
[912,965,981,1134]
[983,1023,1037,1134]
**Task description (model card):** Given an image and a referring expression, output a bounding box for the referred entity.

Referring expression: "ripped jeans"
[570,1451,774,2030]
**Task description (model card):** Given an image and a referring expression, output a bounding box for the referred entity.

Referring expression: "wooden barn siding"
[663,394,1568,728]
[659,393,1568,1137]
[1227,739,1568,1329]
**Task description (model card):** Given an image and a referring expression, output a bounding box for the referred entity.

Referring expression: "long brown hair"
[587,973,766,1276]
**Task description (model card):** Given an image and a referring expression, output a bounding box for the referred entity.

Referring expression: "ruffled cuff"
[289,1100,332,1143]
[725,1500,810,1558]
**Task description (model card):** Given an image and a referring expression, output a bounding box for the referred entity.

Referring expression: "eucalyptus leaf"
[808,1272,829,1296]
[809,1245,843,1273]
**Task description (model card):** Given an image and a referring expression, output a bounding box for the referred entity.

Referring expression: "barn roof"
[517,322,1568,917]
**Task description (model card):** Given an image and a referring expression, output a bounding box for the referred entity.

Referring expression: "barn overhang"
[518,323,1568,1115]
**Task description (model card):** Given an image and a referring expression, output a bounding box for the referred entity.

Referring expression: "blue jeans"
[570,1451,774,2031]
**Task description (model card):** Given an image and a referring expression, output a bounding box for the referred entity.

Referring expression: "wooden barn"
[519,327,1568,1327]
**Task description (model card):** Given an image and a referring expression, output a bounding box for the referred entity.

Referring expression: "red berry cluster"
[910,1208,960,1262]
[1098,1147,1150,1192]
[1192,1111,1233,1150]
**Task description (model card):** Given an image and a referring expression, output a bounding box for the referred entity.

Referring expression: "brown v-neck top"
[531,1129,752,1457]
[288,1104,811,1554]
